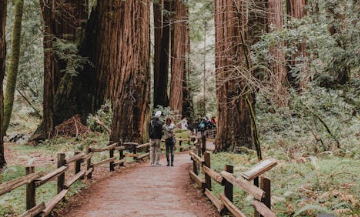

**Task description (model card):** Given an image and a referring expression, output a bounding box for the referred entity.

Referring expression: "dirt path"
[61,153,220,217]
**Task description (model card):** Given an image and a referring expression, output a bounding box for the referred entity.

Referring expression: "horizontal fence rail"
[0,131,198,216]
[188,144,278,217]
[0,140,155,217]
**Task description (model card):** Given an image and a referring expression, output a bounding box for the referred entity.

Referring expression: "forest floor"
[59,153,220,217]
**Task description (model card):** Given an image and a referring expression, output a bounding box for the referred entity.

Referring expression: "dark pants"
[165,138,174,163]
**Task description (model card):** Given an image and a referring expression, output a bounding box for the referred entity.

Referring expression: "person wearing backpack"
[149,111,163,166]
[163,117,175,167]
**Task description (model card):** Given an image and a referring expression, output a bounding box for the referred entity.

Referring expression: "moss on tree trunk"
[0,0,7,168]
[3,0,24,134]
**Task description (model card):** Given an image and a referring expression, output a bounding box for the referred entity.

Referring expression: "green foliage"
[87,101,112,133]
[52,38,93,77]
[293,205,333,217]
[209,152,360,216]
[152,105,174,122]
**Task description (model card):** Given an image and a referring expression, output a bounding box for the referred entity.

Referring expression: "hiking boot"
[166,162,170,166]
[171,162,174,167]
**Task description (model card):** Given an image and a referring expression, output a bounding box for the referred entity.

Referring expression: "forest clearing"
[1,0,360,216]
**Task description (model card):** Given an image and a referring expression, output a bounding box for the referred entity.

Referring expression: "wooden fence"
[0,141,152,217]
[189,141,278,217]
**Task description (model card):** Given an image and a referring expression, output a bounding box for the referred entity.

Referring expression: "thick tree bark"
[0,0,7,168]
[170,0,189,116]
[39,0,88,139]
[214,0,254,151]
[109,0,151,143]
[3,0,24,134]
[153,0,170,108]
[286,0,307,90]
[268,0,287,102]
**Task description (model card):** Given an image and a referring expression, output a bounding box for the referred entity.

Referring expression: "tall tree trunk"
[268,0,287,104]
[109,0,151,143]
[169,0,189,115]
[153,0,170,108]
[39,0,88,139]
[0,0,7,168]
[214,0,254,151]
[2,0,24,134]
[182,1,191,118]
[286,0,307,90]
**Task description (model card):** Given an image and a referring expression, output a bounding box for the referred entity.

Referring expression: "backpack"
[199,122,205,130]
[149,120,161,139]
[149,121,156,139]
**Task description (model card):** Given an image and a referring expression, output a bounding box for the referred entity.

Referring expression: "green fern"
[294,204,334,217]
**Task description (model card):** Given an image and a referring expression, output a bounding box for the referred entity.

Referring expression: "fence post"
[133,145,138,161]
[119,141,124,167]
[260,177,271,217]
[26,166,36,210]
[74,151,81,175]
[224,165,234,202]
[196,143,201,171]
[201,135,206,154]
[86,146,92,179]
[204,152,212,191]
[57,153,66,193]
[109,143,114,172]
[192,147,198,175]
[254,177,260,217]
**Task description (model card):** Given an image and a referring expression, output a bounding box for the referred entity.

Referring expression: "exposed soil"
[59,153,220,217]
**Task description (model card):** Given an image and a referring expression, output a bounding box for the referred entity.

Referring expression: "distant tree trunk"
[286,0,307,90]
[170,0,189,115]
[109,0,151,143]
[153,0,170,108]
[268,0,287,104]
[3,0,24,134]
[182,2,192,118]
[39,0,88,139]
[0,0,7,168]
[214,0,254,151]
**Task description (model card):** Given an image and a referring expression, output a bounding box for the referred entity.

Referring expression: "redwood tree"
[268,0,287,98]
[0,0,7,168]
[39,0,89,139]
[214,0,254,151]
[109,0,151,143]
[170,0,190,116]
[153,0,170,108]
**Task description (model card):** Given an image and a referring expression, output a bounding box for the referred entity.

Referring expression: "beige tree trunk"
[170,0,190,116]
[109,0,151,143]
[286,0,307,90]
[0,0,7,168]
[214,0,254,151]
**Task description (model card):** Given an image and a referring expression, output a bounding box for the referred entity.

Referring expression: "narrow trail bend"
[61,153,220,217]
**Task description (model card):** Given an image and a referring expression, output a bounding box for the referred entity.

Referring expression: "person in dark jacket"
[149,111,163,166]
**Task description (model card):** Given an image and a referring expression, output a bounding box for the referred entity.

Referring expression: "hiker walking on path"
[164,117,176,167]
[149,111,163,166]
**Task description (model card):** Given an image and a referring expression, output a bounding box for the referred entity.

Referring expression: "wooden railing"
[0,141,151,217]
[189,144,277,217]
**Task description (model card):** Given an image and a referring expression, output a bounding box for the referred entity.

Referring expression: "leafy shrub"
[87,101,112,133]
